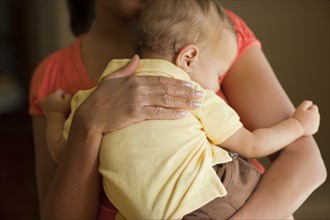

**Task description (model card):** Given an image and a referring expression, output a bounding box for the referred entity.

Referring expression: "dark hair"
[66,0,95,36]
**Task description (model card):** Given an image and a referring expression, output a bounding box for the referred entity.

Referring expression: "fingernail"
[194,91,203,97]
[192,101,201,107]
[179,111,188,117]
[183,82,193,88]
[131,54,139,60]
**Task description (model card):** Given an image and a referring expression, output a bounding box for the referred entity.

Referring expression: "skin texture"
[31,1,327,219]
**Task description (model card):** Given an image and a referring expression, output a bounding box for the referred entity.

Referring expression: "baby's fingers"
[63,93,73,102]
[297,100,313,111]
[309,104,319,112]
[53,89,66,97]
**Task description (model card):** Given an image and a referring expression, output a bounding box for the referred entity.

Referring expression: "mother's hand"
[75,55,203,134]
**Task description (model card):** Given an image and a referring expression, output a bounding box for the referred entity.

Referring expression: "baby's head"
[134,0,238,91]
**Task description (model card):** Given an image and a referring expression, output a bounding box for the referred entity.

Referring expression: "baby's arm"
[221,100,320,158]
[40,89,71,163]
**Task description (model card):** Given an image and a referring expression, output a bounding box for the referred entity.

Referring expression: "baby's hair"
[134,0,235,57]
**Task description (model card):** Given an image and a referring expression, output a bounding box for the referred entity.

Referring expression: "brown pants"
[183,156,261,220]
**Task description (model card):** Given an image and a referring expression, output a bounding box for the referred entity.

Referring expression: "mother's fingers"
[132,75,194,88]
[122,92,199,121]
[149,83,203,99]
[124,76,203,99]
[141,106,188,120]
[143,94,201,110]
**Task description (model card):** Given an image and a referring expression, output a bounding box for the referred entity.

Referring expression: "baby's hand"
[293,100,320,136]
[40,89,72,117]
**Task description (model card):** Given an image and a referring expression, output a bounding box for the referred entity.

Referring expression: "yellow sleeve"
[197,90,243,145]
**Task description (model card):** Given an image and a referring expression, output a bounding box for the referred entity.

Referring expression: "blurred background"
[0,1,328,219]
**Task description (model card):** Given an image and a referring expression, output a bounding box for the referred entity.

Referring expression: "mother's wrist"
[68,111,103,156]
[72,104,103,137]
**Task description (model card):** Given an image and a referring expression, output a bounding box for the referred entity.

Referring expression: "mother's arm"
[33,114,101,220]
[223,46,327,219]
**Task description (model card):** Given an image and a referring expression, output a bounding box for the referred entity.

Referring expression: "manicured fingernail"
[183,82,193,88]
[179,111,188,117]
[194,91,203,97]
[192,101,201,107]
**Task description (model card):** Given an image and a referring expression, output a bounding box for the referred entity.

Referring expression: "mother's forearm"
[41,113,102,220]
[230,136,327,219]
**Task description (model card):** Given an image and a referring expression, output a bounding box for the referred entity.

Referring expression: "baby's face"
[189,30,238,92]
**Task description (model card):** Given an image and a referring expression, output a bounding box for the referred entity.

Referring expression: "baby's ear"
[175,45,199,73]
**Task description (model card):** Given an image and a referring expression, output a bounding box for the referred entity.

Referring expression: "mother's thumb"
[106,55,140,79]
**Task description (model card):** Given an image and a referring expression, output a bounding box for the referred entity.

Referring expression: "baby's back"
[99,112,219,219]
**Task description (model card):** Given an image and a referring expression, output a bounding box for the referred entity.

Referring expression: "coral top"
[29,10,262,220]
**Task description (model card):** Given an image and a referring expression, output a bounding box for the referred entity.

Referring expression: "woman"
[29,0,327,219]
